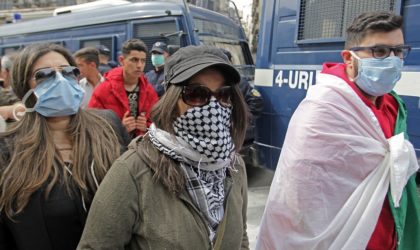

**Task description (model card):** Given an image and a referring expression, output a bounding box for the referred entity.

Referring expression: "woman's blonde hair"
[0,43,120,218]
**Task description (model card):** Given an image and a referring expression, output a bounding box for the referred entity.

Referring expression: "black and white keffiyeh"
[148,99,236,241]
[173,99,234,162]
[179,163,226,242]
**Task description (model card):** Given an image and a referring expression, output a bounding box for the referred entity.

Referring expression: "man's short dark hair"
[74,47,100,68]
[345,11,403,49]
[121,39,148,56]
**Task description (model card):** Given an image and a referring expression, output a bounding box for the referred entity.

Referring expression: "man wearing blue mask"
[257,12,420,250]
[145,41,170,97]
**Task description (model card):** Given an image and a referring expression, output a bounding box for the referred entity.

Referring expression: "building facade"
[249,0,260,57]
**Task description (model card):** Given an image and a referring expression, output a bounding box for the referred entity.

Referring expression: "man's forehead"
[359,29,404,46]
[75,57,86,63]
[126,50,146,58]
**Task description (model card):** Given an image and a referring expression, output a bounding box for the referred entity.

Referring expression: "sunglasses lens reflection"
[183,85,210,107]
[34,66,80,84]
[62,66,80,79]
[216,87,232,107]
[182,85,232,107]
[34,68,56,84]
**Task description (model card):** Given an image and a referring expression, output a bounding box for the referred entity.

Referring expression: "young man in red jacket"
[89,39,158,137]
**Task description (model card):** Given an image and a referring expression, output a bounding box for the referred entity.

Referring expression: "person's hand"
[0,105,13,120]
[136,112,147,132]
[122,111,136,133]
[0,102,25,121]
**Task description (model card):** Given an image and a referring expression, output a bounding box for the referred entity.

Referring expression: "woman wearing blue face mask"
[0,43,130,250]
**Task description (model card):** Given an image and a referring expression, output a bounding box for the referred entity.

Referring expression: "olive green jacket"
[78,136,249,250]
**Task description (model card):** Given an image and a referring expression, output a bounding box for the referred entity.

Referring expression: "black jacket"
[0,109,129,250]
[238,78,263,145]
[145,68,165,97]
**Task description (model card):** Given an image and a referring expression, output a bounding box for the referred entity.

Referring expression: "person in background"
[78,45,249,250]
[168,44,180,56]
[0,53,24,124]
[145,41,170,97]
[256,12,420,250]
[74,47,104,108]
[0,53,20,107]
[0,43,129,250]
[220,49,263,117]
[1,53,16,92]
[96,45,117,75]
[89,39,158,138]
[221,48,263,167]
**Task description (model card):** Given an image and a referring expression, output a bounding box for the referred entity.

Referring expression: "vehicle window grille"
[194,18,241,39]
[80,38,113,51]
[2,46,20,55]
[133,21,177,38]
[298,0,396,41]
[133,21,180,72]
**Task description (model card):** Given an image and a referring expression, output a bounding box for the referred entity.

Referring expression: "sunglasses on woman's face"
[181,84,232,108]
[32,66,80,85]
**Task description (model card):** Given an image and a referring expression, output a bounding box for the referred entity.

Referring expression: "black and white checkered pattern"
[148,100,234,241]
[173,99,233,162]
[180,163,226,241]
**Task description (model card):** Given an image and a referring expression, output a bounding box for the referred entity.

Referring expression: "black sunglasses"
[350,45,411,59]
[181,85,232,108]
[33,66,80,84]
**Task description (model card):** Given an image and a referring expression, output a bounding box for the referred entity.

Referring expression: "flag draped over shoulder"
[256,73,420,250]
[387,91,420,250]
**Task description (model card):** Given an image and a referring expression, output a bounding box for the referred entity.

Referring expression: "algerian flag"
[256,73,420,250]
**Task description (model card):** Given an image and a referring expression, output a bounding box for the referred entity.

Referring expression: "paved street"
[246,166,274,249]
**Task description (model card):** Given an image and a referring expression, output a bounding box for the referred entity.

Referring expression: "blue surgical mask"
[151,54,165,67]
[22,71,84,117]
[350,51,403,96]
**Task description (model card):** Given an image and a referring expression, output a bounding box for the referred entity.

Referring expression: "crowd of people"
[0,10,418,250]
[0,34,260,249]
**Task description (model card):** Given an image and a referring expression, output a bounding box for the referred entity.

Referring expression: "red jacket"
[88,67,158,136]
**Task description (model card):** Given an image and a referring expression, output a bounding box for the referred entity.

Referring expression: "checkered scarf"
[148,100,235,241]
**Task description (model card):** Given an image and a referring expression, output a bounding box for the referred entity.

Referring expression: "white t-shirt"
[79,74,104,109]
